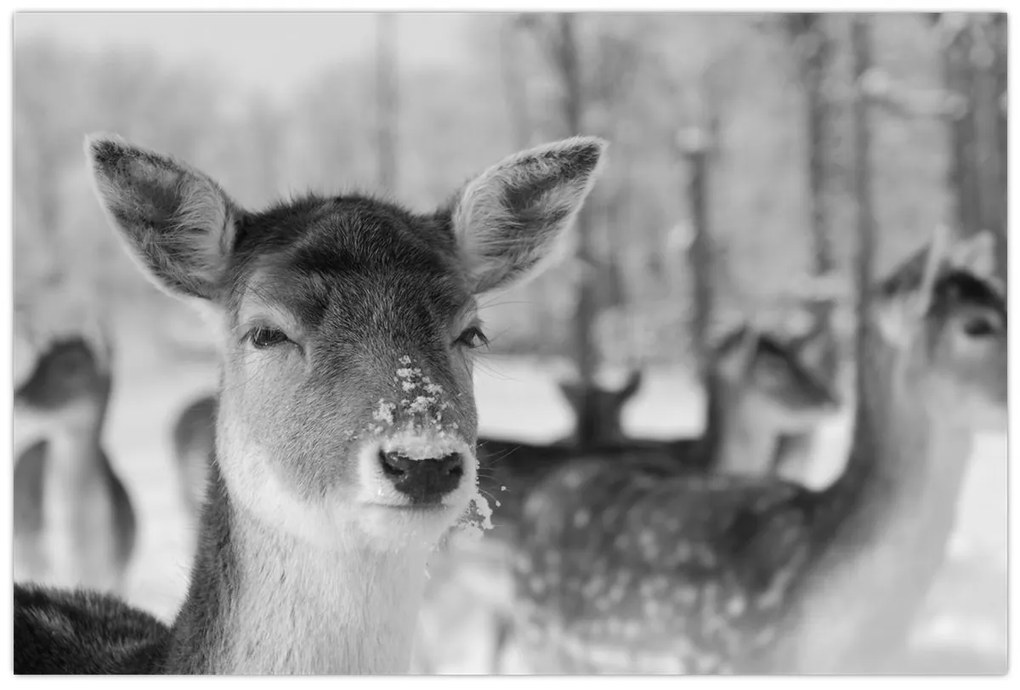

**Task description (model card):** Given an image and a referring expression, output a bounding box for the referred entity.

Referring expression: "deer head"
[873,227,1006,430]
[712,322,841,433]
[86,134,606,552]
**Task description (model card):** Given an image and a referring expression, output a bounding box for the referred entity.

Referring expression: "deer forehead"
[225,195,469,304]
[226,210,477,337]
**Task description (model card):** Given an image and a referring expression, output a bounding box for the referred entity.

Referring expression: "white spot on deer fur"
[674,587,698,607]
[562,469,586,489]
[573,509,590,528]
[638,530,659,558]
[694,544,717,568]
[727,595,747,617]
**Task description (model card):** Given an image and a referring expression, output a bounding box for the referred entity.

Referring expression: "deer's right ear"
[451,136,606,294]
[85,134,239,301]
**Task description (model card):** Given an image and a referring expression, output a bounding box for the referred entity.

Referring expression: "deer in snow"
[416,318,841,672]
[13,324,137,597]
[508,227,1006,674]
[13,132,605,674]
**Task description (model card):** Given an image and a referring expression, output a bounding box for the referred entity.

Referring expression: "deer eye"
[454,326,489,350]
[962,314,1000,338]
[248,326,290,349]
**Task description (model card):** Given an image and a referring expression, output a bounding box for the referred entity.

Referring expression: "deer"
[414,319,842,672]
[170,311,838,535]
[13,327,137,596]
[13,132,606,674]
[508,227,1006,674]
[170,392,217,536]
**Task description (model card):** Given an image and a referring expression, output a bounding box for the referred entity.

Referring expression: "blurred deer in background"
[170,392,216,539]
[13,325,137,596]
[413,316,841,672]
[15,133,606,674]
[508,228,1005,674]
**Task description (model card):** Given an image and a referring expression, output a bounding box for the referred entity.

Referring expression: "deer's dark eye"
[454,326,489,350]
[962,315,999,338]
[249,326,289,349]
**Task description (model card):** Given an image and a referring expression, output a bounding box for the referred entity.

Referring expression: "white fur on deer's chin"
[216,414,473,552]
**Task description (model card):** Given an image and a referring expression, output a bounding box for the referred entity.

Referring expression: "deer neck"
[813,326,973,544]
[698,373,727,459]
[42,398,121,590]
[711,391,777,476]
[787,326,974,671]
[166,462,429,675]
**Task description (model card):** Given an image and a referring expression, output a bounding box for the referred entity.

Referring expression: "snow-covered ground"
[85,327,1006,674]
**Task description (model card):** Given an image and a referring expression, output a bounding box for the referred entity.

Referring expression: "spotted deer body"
[14,134,605,674]
[13,334,137,595]
[477,327,839,546]
[511,230,1006,674]
[413,324,839,672]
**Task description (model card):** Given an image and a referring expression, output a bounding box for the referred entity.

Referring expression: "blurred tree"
[852,15,877,332]
[513,12,648,443]
[783,13,841,378]
[376,13,400,195]
[938,14,1007,282]
[784,14,838,279]
[675,107,718,384]
[12,15,983,370]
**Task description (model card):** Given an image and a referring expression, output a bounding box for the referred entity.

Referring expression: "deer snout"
[378,450,465,504]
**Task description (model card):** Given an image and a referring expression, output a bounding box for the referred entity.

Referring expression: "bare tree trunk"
[553,14,602,446]
[975,15,1007,283]
[678,123,714,383]
[993,14,1007,285]
[796,13,840,379]
[851,15,876,337]
[942,20,982,240]
[375,13,399,194]
[794,14,838,278]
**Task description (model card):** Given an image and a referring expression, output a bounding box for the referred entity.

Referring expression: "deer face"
[13,337,110,446]
[874,230,1007,431]
[86,135,605,550]
[714,327,840,433]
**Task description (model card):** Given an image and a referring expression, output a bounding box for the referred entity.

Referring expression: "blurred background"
[11,11,1007,673]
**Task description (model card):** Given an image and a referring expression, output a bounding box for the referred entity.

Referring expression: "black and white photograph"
[6,7,1010,677]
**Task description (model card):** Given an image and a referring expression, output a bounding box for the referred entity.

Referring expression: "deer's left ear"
[450,136,607,294]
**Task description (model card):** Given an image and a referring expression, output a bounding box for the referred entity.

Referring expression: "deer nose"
[378,450,465,503]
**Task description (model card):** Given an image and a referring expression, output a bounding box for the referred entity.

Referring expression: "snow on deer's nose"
[368,355,467,436]
[355,355,478,508]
